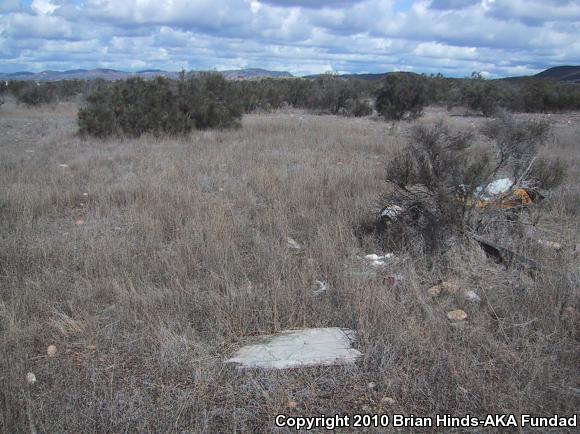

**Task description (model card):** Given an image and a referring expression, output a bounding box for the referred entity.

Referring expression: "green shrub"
[375,73,428,120]
[78,74,242,138]
[341,98,373,117]
[9,81,57,106]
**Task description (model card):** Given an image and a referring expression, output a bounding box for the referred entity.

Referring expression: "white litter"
[475,178,514,200]
[381,205,404,221]
[364,253,394,267]
[536,239,562,251]
[313,280,328,295]
[286,236,302,250]
[226,327,362,369]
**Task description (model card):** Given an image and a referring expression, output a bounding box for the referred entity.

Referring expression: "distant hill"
[2,66,578,83]
[0,68,293,82]
[219,68,293,79]
[304,71,422,81]
[534,66,580,83]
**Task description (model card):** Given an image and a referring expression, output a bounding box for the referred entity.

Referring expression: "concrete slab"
[226,327,361,369]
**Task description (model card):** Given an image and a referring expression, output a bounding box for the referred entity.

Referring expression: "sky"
[0,0,579,77]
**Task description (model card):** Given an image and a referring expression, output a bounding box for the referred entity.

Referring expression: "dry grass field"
[1,101,578,432]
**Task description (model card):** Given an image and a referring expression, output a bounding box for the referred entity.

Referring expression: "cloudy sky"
[1,0,579,77]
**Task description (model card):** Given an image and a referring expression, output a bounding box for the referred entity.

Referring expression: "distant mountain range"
[533,66,580,83]
[307,66,580,83]
[0,68,293,81]
[0,66,578,83]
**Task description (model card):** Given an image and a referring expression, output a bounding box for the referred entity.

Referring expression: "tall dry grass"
[0,102,578,432]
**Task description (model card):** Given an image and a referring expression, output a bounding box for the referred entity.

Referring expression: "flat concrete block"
[226,327,362,369]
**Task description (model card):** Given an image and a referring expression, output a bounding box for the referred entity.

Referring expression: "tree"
[375,73,428,120]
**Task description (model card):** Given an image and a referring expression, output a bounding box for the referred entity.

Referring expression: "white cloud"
[0,0,578,76]
[31,0,60,16]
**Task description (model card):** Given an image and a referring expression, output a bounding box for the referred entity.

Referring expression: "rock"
[226,327,362,369]
[287,400,299,409]
[463,290,481,303]
[447,309,468,321]
[381,397,396,405]
[367,382,376,390]
[47,344,57,357]
[26,372,37,384]
[59,164,69,168]
[428,285,442,297]
[75,219,85,225]
[286,237,302,250]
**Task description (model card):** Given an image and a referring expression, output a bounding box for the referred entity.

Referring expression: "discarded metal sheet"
[470,233,540,270]
[226,327,361,369]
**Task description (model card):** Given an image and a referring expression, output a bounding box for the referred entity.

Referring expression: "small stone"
[447,309,468,321]
[47,344,57,357]
[428,285,442,297]
[26,372,36,384]
[367,382,376,390]
[463,290,481,303]
[82,192,89,196]
[286,400,298,409]
[75,219,84,225]
[59,164,69,168]
[381,397,395,405]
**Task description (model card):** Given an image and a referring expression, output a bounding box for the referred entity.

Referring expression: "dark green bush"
[375,73,428,120]
[9,81,57,106]
[341,98,374,117]
[78,74,242,138]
